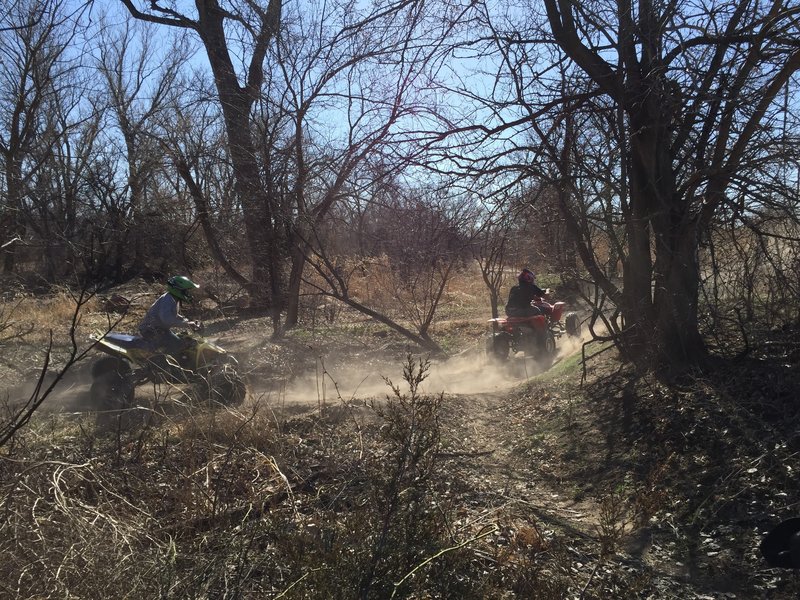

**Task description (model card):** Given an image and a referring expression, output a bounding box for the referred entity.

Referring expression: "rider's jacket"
[139,293,190,336]
[505,281,546,317]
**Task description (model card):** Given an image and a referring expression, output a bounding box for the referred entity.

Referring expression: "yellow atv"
[89,329,246,410]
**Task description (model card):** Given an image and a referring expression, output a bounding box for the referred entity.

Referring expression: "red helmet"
[519,268,535,285]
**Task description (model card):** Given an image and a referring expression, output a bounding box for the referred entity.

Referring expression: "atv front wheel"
[196,363,247,407]
[532,331,557,368]
[543,331,557,356]
[146,354,192,384]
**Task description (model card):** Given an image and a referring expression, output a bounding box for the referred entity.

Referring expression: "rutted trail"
[438,389,605,543]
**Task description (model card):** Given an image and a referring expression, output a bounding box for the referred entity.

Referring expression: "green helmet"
[167,275,199,302]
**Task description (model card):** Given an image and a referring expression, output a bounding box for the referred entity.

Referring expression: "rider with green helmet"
[139,275,200,353]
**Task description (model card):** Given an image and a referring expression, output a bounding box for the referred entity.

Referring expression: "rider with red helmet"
[505,268,547,317]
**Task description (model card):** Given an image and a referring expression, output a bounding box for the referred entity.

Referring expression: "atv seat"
[103,332,153,350]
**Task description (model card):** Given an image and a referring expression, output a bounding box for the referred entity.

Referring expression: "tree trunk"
[196,4,285,324]
[284,240,306,329]
[652,215,707,366]
[489,290,499,319]
[2,159,24,273]
[624,111,707,367]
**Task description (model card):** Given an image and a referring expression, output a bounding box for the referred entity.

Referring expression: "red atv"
[487,294,581,361]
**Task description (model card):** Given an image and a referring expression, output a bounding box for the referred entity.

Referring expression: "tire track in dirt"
[439,388,605,545]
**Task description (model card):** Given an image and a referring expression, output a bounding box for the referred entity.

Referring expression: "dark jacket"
[505,281,546,317]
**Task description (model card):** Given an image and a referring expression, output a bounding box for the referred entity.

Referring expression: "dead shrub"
[595,487,632,557]
[2,353,588,599]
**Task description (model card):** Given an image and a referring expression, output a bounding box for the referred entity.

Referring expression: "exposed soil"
[3,299,800,598]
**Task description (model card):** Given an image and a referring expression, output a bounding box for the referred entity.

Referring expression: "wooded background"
[1,0,798,366]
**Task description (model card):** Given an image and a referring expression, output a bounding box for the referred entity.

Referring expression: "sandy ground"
[3,325,588,419]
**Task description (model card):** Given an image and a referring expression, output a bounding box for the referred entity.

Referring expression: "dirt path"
[13,330,606,543]
[440,389,604,541]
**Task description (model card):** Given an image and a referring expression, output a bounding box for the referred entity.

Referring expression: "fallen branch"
[390,524,499,598]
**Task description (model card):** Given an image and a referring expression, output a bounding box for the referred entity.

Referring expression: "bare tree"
[119,0,451,337]
[454,0,800,367]
[120,0,286,325]
[261,0,465,330]
[304,182,476,354]
[474,207,512,319]
[547,0,800,366]
[0,0,82,273]
[94,18,192,278]
[18,80,99,281]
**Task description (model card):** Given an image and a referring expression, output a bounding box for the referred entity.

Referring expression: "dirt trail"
[246,340,567,405]
[234,328,606,539]
[8,329,601,539]
[259,331,607,542]
[439,387,604,542]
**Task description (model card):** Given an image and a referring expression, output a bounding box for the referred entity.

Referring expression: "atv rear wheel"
[565,312,581,337]
[91,356,130,379]
[487,333,510,361]
[90,357,134,410]
[90,371,134,411]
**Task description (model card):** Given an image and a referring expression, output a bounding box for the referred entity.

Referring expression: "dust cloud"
[424,349,546,395]
[555,330,589,362]
[255,333,590,406]
[3,365,95,413]
[3,329,593,413]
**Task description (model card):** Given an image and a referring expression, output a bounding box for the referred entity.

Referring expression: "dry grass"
[0,283,164,377]
[2,358,536,599]
[0,291,106,345]
[6,268,798,598]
